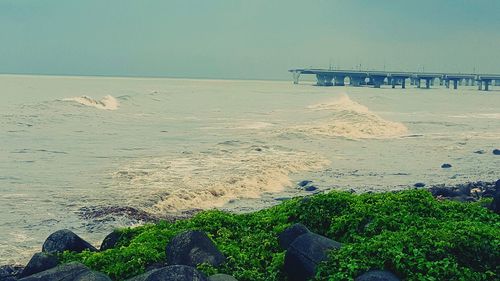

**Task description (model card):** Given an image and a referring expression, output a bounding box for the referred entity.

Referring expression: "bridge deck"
[289,68,500,90]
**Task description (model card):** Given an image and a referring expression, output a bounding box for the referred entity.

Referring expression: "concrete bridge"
[289,68,500,91]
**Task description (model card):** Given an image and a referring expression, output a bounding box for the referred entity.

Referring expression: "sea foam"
[289,94,408,139]
[63,95,119,110]
[112,143,330,213]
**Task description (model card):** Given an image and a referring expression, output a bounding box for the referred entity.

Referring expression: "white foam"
[63,95,119,110]
[112,144,329,213]
[288,94,408,139]
[234,121,273,130]
[449,113,500,119]
[307,94,371,113]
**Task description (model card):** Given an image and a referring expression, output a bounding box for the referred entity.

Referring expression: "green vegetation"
[61,189,499,281]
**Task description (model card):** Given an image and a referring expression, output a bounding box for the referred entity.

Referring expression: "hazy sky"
[1,0,499,80]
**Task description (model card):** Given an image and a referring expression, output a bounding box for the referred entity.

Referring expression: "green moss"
[60,189,499,281]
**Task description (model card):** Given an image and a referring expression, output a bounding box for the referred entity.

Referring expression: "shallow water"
[1,75,499,264]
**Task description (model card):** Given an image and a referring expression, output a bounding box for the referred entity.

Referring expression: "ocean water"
[1,75,499,264]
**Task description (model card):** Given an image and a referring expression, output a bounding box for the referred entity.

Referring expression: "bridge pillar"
[425,78,431,89]
[453,79,458,90]
[292,71,301,84]
[334,75,345,86]
[371,76,385,88]
[402,78,406,89]
[349,76,364,87]
[478,80,483,90]
[484,80,490,91]
[316,73,334,86]
[445,79,450,88]
[391,77,396,88]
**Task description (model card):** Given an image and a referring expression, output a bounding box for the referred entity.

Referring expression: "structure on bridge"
[289,68,500,91]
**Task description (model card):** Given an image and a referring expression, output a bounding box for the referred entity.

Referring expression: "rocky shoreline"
[1,180,499,281]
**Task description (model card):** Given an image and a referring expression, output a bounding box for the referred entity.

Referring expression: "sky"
[1,0,499,80]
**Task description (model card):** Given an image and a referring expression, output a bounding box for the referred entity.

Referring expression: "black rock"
[42,229,97,254]
[481,186,496,197]
[145,262,167,272]
[274,197,291,201]
[304,185,317,192]
[457,184,471,196]
[0,275,16,281]
[472,181,485,188]
[166,230,225,267]
[208,274,238,281]
[413,182,425,188]
[441,163,452,168]
[283,233,341,281]
[100,231,121,251]
[493,149,500,155]
[473,150,486,154]
[19,252,59,278]
[451,196,476,203]
[429,186,460,197]
[278,223,310,250]
[0,265,24,281]
[126,265,207,281]
[300,197,311,204]
[298,180,312,187]
[355,270,400,281]
[496,179,500,190]
[74,270,112,281]
[18,262,90,281]
[490,190,500,214]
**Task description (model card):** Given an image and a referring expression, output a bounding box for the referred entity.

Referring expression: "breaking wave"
[289,94,408,139]
[63,95,119,110]
[112,143,329,213]
[449,113,500,119]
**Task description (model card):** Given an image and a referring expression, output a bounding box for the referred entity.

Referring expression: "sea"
[1,74,499,264]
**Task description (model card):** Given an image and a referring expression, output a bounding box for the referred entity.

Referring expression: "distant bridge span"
[289,68,500,91]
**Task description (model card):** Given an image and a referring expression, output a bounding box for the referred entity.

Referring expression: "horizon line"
[0,72,292,82]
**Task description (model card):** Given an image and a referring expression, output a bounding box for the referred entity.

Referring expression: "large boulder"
[126,265,207,281]
[413,182,425,188]
[100,231,121,251]
[355,270,401,281]
[429,186,460,198]
[304,185,317,192]
[166,230,225,267]
[490,190,500,214]
[74,270,112,281]
[278,223,310,250]
[18,262,90,281]
[19,252,59,278]
[0,265,24,281]
[208,274,238,281]
[283,232,341,281]
[42,229,97,253]
[297,180,312,187]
